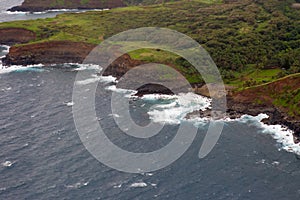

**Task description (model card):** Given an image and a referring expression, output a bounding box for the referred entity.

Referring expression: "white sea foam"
[147,92,211,125]
[136,90,300,155]
[65,101,74,107]
[218,113,300,155]
[0,45,10,54]
[2,161,14,167]
[105,85,137,96]
[108,113,120,118]
[260,119,300,155]
[76,74,118,86]
[5,11,28,15]
[0,62,101,74]
[71,63,101,71]
[0,64,45,74]
[141,94,177,101]
[65,181,89,189]
[130,182,147,188]
[113,184,122,188]
[76,77,100,85]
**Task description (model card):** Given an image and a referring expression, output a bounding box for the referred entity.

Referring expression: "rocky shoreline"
[0,35,299,142]
[191,85,300,143]
[189,96,300,143]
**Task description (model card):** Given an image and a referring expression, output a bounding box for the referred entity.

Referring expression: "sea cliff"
[1,0,300,142]
[8,0,125,12]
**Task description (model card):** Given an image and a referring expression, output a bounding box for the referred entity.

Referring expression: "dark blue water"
[0,66,300,200]
[0,3,300,199]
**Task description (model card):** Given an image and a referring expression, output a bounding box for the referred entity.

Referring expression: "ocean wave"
[75,73,118,87]
[0,64,45,74]
[135,91,300,155]
[2,160,15,167]
[188,111,299,155]
[147,92,211,125]
[0,62,101,74]
[0,45,10,54]
[65,181,89,189]
[54,63,101,71]
[65,101,75,107]
[105,85,137,96]
[212,113,300,156]
[252,114,300,155]
[130,182,147,188]
[4,11,27,15]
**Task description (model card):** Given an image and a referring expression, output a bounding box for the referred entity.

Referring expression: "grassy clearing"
[225,66,283,88]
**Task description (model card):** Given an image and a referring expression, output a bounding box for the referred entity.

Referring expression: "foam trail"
[105,85,137,96]
[0,64,45,74]
[130,182,147,188]
[57,63,101,71]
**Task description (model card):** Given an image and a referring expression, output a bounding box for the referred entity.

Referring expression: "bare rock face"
[8,0,125,12]
[135,84,174,96]
[0,28,36,45]
[2,41,96,65]
[1,40,144,79]
[102,54,143,79]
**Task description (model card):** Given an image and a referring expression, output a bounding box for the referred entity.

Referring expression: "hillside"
[234,73,300,118]
[1,0,300,82]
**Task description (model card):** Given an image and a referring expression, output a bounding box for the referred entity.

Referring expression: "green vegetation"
[254,73,300,117]
[1,0,300,88]
[80,0,90,5]
[274,88,300,117]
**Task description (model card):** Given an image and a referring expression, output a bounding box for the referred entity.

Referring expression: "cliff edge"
[8,0,167,12]
[8,0,126,12]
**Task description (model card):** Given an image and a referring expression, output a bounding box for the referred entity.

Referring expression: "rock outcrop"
[0,28,36,45]
[2,41,96,65]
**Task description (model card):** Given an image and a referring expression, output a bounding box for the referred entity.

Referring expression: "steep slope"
[233,74,300,120]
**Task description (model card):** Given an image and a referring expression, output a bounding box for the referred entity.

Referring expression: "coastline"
[2,42,300,143]
[8,0,125,12]
[0,30,299,143]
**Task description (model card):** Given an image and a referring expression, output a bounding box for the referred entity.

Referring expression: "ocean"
[0,2,300,199]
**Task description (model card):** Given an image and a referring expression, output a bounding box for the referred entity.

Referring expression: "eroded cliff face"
[1,40,142,79]
[8,0,125,12]
[2,41,96,65]
[0,28,36,45]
